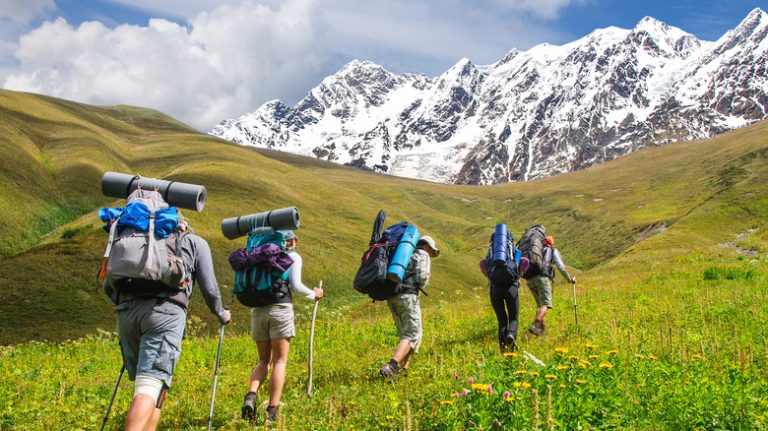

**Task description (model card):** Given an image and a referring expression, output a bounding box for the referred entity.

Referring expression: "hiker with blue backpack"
[235,229,324,425]
[480,224,523,353]
[380,235,439,380]
[100,191,231,431]
[351,211,439,380]
[517,225,576,337]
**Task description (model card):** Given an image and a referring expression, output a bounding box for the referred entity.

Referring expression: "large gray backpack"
[102,189,186,291]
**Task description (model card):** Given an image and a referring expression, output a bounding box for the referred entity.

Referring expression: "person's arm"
[413,249,431,287]
[190,235,231,324]
[287,253,317,300]
[552,248,575,283]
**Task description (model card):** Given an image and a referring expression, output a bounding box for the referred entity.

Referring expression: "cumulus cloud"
[3,0,327,130]
[0,0,55,24]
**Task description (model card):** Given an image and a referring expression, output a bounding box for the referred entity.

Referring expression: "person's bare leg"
[124,395,156,431]
[535,306,548,324]
[267,338,291,407]
[392,340,412,367]
[145,407,162,431]
[249,340,273,393]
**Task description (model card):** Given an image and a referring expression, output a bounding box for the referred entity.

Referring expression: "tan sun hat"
[419,235,440,257]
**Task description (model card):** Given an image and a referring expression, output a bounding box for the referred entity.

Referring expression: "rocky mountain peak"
[211,10,768,185]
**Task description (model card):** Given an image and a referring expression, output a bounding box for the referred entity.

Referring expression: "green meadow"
[1,89,767,429]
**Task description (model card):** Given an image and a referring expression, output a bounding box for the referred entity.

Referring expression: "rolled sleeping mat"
[101,171,207,212]
[387,224,420,283]
[492,223,511,264]
[221,207,300,240]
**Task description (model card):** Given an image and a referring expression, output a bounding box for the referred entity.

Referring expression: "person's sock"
[388,359,399,370]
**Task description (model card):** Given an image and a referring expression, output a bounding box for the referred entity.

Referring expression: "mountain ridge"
[211,8,768,185]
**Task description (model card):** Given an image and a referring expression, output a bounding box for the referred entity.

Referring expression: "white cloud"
[0,0,55,24]
[3,0,327,130]
[490,0,591,20]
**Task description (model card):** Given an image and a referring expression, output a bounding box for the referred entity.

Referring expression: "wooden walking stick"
[307,280,322,397]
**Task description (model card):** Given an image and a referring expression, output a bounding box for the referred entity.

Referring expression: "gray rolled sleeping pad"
[221,207,300,240]
[101,171,207,212]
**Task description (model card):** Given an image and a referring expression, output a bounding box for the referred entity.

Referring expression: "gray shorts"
[251,304,295,341]
[387,293,422,352]
[527,275,553,308]
[116,298,187,388]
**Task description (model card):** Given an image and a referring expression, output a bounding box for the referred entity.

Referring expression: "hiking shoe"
[241,391,257,420]
[379,363,398,381]
[528,321,546,337]
[266,405,279,426]
[505,334,518,351]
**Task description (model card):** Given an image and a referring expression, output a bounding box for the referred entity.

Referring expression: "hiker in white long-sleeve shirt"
[241,230,323,425]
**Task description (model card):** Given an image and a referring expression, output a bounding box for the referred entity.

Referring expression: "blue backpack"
[486,224,521,286]
[228,229,294,307]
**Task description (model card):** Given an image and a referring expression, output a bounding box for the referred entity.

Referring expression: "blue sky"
[0,0,764,129]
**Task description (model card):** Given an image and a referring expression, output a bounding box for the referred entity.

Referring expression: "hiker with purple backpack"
[238,230,323,425]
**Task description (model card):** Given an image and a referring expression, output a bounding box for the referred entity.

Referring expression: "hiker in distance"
[241,230,324,425]
[480,224,522,353]
[518,226,576,337]
[103,213,231,431]
[380,235,440,380]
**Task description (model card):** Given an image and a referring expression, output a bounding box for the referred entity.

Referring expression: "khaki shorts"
[387,293,423,352]
[527,275,553,309]
[251,304,295,341]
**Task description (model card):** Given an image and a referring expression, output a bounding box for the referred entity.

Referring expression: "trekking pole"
[206,324,225,431]
[100,364,125,431]
[307,280,322,397]
[572,281,579,333]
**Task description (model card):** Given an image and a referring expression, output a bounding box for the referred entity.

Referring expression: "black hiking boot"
[505,333,518,351]
[266,405,279,426]
[241,391,257,421]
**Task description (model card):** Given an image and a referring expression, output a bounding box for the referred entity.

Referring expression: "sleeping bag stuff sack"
[487,223,520,286]
[387,224,420,283]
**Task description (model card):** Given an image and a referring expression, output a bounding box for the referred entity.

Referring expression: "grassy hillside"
[0,89,767,429]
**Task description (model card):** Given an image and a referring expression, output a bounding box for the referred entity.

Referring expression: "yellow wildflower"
[545,374,557,380]
[692,354,706,360]
[531,372,540,377]
[554,347,569,354]
[576,379,587,385]
[588,354,600,359]
[503,352,519,358]
[506,396,516,403]
[559,384,566,389]
[557,365,569,371]
[585,343,598,350]
[471,383,488,391]
[515,370,527,375]
[635,354,645,360]
[606,349,619,356]
[568,355,580,361]
[439,400,454,405]
[521,382,532,389]
[599,362,614,369]
[577,362,588,368]
[648,353,658,360]
[513,382,523,388]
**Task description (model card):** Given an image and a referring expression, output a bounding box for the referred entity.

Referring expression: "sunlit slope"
[0,88,766,344]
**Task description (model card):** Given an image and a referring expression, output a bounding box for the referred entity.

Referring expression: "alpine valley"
[211,8,768,185]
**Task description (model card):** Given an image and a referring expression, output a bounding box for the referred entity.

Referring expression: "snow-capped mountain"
[211,8,768,185]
